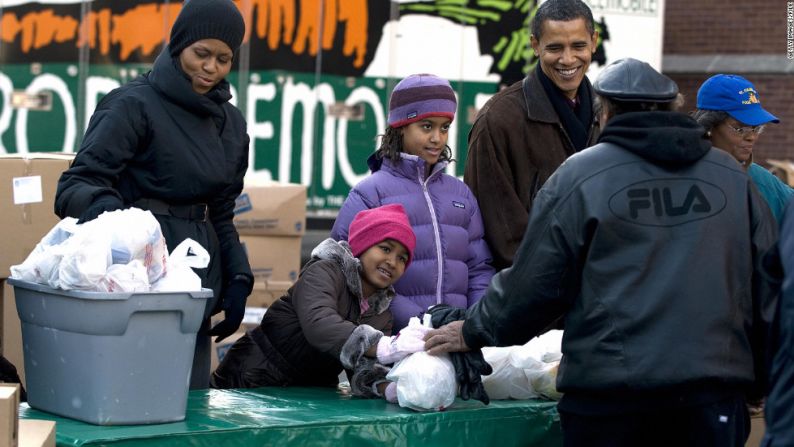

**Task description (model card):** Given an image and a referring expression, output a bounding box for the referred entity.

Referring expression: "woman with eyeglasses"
[693,74,793,223]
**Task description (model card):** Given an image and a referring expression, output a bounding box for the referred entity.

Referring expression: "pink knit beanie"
[348,204,416,267]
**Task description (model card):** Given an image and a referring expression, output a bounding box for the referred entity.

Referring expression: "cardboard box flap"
[234,181,307,236]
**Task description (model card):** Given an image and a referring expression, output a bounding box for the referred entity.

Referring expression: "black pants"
[559,395,750,447]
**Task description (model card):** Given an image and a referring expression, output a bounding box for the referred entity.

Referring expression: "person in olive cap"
[55,0,252,389]
[425,58,778,447]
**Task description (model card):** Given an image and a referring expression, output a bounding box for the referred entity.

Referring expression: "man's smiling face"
[531,18,598,100]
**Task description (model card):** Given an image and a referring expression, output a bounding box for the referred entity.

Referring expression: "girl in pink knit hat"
[211,204,428,400]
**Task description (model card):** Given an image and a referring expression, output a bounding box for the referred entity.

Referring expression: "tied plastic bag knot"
[385,316,457,412]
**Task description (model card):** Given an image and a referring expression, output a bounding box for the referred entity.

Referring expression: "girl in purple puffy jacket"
[331,73,495,332]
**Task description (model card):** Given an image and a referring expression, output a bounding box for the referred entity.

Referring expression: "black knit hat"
[168,0,245,57]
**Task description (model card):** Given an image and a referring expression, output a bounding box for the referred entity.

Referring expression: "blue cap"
[696,74,779,126]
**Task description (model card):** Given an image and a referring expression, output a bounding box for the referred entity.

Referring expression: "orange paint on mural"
[1,0,369,68]
[112,3,178,60]
[246,0,295,50]
[0,10,78,53]
[339,0,367,67]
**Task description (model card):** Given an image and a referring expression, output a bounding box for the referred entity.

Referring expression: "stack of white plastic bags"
[481,330,564,401]
[10,208,209,293]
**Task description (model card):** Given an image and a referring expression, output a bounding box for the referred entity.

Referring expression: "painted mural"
[0,0,643,212]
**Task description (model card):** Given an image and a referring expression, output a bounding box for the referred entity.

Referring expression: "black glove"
[349,357,390,398]
[77,194,124,224]
[208,279,250,343]
[427,304,493,405]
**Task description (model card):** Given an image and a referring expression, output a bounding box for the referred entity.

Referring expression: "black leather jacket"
[463,111,778,396]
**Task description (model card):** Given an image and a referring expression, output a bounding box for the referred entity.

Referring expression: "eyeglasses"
[725,123,766,137]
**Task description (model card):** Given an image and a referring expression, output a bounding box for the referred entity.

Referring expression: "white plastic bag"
[95,260,150,293]
[385,316,457,411]
[151,238,209,292]
[90,208,168,284]
[10,217,80,285]
[481,330,564,401]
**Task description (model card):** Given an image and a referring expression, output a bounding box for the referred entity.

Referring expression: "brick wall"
[664,0,787,53]
[663,0,793,166]
[670,74,794,166]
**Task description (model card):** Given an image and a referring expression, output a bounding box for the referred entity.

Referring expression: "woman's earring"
[707,131,711,137]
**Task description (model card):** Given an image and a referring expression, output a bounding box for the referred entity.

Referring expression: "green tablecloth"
[20,387,562,446]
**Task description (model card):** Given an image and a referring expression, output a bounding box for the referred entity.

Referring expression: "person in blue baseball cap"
[693,74,792,223]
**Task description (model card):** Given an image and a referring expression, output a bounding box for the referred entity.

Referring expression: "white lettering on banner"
[279,78,336,186]
[336,86,384,188]
[84,76,121,133]
[0,73,13,154]
[16,74,75,154]
[246,82,277,179]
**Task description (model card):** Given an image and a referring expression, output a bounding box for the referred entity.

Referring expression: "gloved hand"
[452,349,493,404]
[376,321,432,365]
[208,279,250,343]
[426,304,492,405]
[349,357,390,398]
[384,381,398,403]
[77,194,124,224]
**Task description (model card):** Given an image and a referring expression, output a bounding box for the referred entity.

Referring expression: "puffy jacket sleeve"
[464,187,495,307]
[462,179,579,349]
[55,91,144,217]
[464,110,529,271]
[209,110,252,284]
[293,260,359,358]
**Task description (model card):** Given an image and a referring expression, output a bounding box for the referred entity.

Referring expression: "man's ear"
[591,30,600,53]
[530,35,540,56]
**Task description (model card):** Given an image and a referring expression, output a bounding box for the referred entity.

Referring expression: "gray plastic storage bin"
[8,278,212,425]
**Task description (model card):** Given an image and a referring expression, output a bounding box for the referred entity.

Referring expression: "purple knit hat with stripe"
[387,74,457,128]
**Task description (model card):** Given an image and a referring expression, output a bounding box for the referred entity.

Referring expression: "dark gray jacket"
[463,111,778,397]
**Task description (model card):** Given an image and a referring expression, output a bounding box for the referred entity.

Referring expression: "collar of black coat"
[309,238,394,315]
[597,111,711,166]
[147,48,231,119]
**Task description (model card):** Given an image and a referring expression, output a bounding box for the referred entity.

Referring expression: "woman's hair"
[690,109,729,132]
[373,126,453,164]
[596,93,685,119]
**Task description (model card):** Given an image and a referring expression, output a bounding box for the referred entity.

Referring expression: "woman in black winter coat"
[54,0,253,389]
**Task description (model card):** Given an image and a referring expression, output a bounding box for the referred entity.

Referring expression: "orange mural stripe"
[113,4,170,60]
[98,9,112,55]
[321,0,337,50]
[1,14,23,46]
[293,0,320,57]
[339,0,366,68]
[1,0,369,68]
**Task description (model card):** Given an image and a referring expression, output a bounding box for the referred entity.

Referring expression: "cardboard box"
[18,419,55,447]
[0,153,74,279]
[233,181,307,236]
[247,279,292,308]
[1,384,20,447]
[240,235,301,282]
